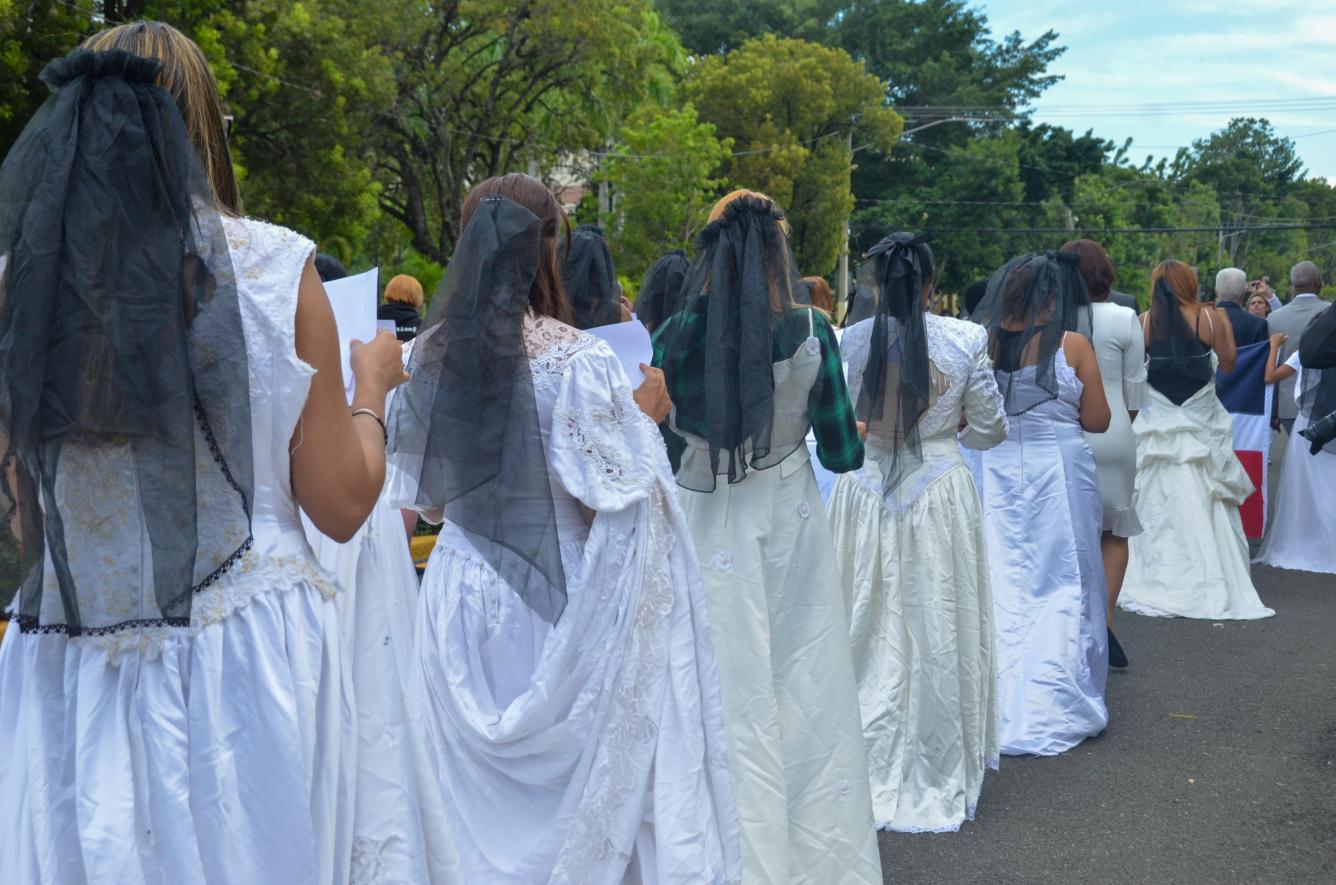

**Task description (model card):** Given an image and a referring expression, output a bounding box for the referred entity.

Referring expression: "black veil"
[635,250,690,332]
[0,49,251,636]
[852,233,933,492]
[560,223,621,330]
[386,196,566,622]
[971,251,1092,414]
[657,195,818,491]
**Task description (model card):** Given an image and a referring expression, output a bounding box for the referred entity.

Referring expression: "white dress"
[673,321,881,884]
[828,314,1007,833]
[1120,356,1275,619]
[0,218,356,884]
[301,342,433,882]
[404,320,739,884]
[974,347,1109,756]
[1256,353,1336,574]
[1084,301,1147,537]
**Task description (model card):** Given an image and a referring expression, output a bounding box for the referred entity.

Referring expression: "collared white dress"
[1257,353,1336,574]
[402,319,739,884]
[829,314,1007,832]
[0,218,358,884]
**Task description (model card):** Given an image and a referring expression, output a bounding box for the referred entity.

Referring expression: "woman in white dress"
[828,234,1007,832]
[654,191,881,883]
[1256,314,1336,573]
[388,174,738,884]
[0,25,409,883]
[971,252,1113,756]
[1061,240,1146,669]
[1120,260,1273,619]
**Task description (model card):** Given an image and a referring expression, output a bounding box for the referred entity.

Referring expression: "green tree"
[686,34,901,275]
[601,103,732,283]
[654,0,838,55]
[1172,118,1306,270]
[0,0,98,155]
[375,0,685,265]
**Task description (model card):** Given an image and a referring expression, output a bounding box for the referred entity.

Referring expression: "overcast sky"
[981,0,1336,182]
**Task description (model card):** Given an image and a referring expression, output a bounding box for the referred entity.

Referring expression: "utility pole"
[838,124,854,313]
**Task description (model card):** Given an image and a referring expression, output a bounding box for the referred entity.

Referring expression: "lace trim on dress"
[553,386,656,499]
[350,835,405,885]
[551,486,676,883]
[20,550,338,666]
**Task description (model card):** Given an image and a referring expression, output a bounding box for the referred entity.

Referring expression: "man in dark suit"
[1214,267,1268,346]
[1109,290,1138,311]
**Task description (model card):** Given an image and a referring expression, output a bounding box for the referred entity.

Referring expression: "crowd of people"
[1,21,1335,884]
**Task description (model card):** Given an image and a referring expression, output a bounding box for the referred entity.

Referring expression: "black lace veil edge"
[0,48,253,636]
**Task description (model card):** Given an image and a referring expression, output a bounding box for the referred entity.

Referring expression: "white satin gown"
[973,346,1109,756]
[1120,354,1275,619]
[672,321,881,885]
[829,314,1006,832]
[0,218,357,884]
[401,320,739,884]
[1257,353,1336,574]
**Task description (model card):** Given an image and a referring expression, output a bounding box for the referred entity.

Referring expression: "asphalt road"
[878,561,1336,884]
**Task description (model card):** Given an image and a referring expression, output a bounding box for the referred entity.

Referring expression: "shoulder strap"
[807,306,815,337]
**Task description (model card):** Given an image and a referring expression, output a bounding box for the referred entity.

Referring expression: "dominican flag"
[1216,340,1272,539]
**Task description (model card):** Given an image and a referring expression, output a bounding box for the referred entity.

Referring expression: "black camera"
[1299,410,1336,455]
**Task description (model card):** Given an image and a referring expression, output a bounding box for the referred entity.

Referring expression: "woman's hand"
[633,364,672,424]
[619,295,634,323]
[350,330,410,399]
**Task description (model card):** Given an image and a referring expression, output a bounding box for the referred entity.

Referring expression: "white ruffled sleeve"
[959,327,1008,451]
[548,344,661,512]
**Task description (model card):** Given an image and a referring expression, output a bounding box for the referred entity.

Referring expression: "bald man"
[1269,261,1329,433]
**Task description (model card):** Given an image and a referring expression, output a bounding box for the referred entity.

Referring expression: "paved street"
[878,563,1336,883]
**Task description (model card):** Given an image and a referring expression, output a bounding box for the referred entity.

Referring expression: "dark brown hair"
[460,173,573,323]
[1149,259,1199,338]
[802,276,833,314]
[84,21,241,215]
[1060,239,1115,302]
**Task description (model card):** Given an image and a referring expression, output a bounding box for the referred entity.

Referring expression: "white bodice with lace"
[840,313,1006,513]
[30,216,335,661]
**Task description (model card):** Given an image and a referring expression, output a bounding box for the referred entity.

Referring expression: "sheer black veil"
[658,195,818,491]
[0,48,251,636]
[387,196,566,621]
[853,233,933,492]
[635,250,690,332]
[560,223,621,330]
[971,251,1092,415]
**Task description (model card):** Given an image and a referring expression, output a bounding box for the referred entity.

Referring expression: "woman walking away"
[1116,263,1271,622]
[971,252,1113,757]
[1061,239,1146,669]
[1119,261,1274,620]
[388,173,739,884]
[655,190,881,884]
[0,25,409,883]
[829,233,1007,832]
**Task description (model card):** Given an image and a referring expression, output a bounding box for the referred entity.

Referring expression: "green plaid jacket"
[651,306,864,475]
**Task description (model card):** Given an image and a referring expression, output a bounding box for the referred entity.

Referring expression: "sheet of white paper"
[376,319,397,335]
[322,267,379,404]
[586,319,652,387]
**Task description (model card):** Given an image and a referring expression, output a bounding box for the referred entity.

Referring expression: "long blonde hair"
[83,21,241,215]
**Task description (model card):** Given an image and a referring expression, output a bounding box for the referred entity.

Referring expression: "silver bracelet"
[350,407,387,444]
